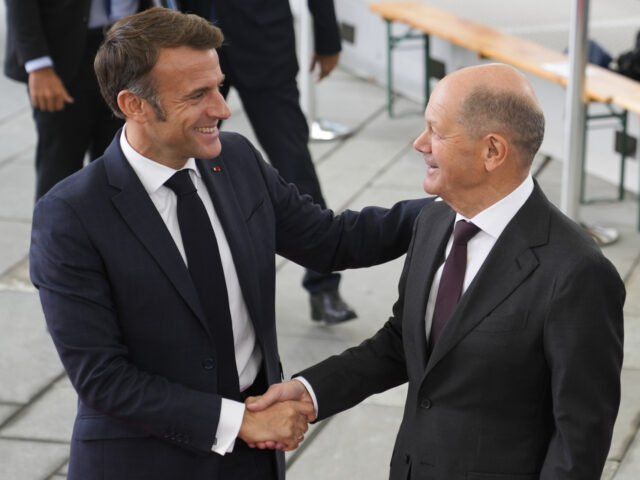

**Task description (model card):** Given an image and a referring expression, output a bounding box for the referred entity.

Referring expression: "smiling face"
[131,46,231,169]
[413,76,486,211]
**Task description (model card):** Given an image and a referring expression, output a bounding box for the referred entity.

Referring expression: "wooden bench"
[369,1,640,230]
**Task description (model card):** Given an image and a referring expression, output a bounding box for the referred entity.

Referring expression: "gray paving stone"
[625,263,640,316]
[613,427,640,479]
[363,384,408,409]
[0,403,18,425]
[1,376,75,443]
[0,254,34,293]
[609,368,640,460]
[314,69,388,131]
[0,220,30,278]
[275,253,405,343]
[309,69,387,163]
[286,403,403,480]
[0,108,37,167]
[0,438,68,480]
[534,157,640,280]
[602,460,620,480]
[278,333,356,381]
[580,203,640,281]
[0,290,64,403]
[372,145,429,193]
[315,98,423,209]
[0,150,36,220]
[623,316,640,370]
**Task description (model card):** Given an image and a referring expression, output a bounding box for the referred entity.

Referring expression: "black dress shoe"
[310,289,357,324]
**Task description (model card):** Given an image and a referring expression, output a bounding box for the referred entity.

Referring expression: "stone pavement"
[1,5,640,480]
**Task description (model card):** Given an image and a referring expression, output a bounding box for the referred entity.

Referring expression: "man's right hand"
[28,67,74,112]
[238,400,313,452]
[246,379,315,417]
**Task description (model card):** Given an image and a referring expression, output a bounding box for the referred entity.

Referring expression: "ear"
[117,90,148,123]
[482,133,508,172]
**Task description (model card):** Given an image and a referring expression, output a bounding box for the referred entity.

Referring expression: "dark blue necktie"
[165,170,240,399]
[429,220,480,349]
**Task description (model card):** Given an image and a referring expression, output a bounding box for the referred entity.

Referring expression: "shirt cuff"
[294,376,319,419]
[25,57,54,74]
[211,399,245,455]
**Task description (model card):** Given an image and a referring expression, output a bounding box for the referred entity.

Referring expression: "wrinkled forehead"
[425,77,464,121]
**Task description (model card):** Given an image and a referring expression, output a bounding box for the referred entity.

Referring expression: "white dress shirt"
[424,175,534,341]
[120,128,261,455]
[300,175,534,418]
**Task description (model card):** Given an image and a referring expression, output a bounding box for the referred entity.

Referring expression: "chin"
[200,144,222,160]
[423,179,438,196]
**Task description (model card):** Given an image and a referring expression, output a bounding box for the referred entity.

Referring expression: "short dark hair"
[94,7,224,119]
[456,85,545,166]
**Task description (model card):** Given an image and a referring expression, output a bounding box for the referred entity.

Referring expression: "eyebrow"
[182,75,225,100]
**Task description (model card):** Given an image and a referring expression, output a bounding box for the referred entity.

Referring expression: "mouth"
[195,126,219,136]
[425,156,438,172]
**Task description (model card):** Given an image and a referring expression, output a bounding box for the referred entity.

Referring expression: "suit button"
[420,398,432,409]
[202,358,215,370]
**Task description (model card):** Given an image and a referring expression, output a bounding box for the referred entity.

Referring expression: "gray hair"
[456,85,545,166]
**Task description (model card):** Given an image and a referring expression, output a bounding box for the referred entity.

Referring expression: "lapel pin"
[212,166,222,172]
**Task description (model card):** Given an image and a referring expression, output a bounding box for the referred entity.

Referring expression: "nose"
[209,90,231,120]
[413,129,431,153]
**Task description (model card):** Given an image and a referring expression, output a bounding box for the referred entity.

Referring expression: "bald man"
[248,64,625,479]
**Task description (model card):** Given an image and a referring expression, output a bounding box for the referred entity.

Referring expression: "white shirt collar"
[455,175,534,240]
[119,125,200,195]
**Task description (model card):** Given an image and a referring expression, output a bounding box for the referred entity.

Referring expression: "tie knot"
[452,220,480,246]
[165,169,197,197]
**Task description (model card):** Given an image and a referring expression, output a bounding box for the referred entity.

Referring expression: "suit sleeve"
[30,194,223,454]
[308,0,341,55]
[6,0,50,65]
[295,216,422,420]
[250,138,431,271]
[540,253,625,479]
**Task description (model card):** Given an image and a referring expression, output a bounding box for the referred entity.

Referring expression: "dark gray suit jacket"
[191,0,341,89]
[30,131,429,480]
[301,183,625,480]
[3,0,151,84]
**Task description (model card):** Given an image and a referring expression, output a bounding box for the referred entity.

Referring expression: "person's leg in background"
[32,28,123,200]
[218,61,356,324]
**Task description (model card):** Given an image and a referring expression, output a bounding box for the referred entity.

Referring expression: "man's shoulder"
[219,131,254,151]
[216,131,265,170]
[40,157,110,209]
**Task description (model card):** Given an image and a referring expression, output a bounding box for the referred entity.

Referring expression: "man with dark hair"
[29,7,429,480]
[249,64,625,480]
[180,0,355,325]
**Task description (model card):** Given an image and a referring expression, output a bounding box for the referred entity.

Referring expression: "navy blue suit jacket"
[30,131,430,480]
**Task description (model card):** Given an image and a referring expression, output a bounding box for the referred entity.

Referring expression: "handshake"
[238,379,315,452]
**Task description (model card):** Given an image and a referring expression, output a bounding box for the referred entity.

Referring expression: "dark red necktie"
[429,220,480,349]
[165,170,240,399]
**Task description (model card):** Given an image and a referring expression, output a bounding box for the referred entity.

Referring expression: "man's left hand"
[310,53,340,81]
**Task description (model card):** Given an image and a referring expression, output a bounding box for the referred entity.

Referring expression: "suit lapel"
[196,157,264,336]
[404,202,455,371]
[424,184,550,377]
[103,139,211,338]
